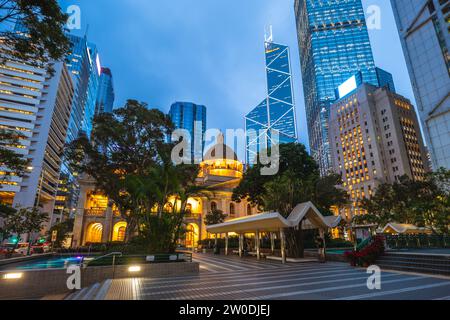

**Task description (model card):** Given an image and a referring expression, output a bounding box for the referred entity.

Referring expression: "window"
[230,203,235,216]
[211,202,217,212]
[247,204,252,216]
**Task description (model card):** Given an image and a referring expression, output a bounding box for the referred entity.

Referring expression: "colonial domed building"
[71,135,258,249]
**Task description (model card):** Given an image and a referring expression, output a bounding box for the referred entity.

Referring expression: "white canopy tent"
[206,202,342,263]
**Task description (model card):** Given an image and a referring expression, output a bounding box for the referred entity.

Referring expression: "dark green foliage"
[0,0,70,74]
[358,169,450,235]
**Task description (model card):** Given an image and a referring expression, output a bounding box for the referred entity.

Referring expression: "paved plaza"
[101,253,450,300]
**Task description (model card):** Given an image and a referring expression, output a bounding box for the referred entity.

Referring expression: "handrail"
[82,252,123,269]
[356,237,372,251]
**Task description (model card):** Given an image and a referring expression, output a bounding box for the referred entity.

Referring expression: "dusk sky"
[59,0,415,160]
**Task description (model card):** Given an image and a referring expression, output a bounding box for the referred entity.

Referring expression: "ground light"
[3,273,23,280]
[128,266,141,273]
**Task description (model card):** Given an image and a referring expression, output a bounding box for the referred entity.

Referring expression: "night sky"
[59,0,415,160]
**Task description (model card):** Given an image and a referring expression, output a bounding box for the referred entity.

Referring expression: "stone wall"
[0,262,199,300]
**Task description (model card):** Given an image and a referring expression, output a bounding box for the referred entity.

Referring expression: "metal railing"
[82,252,123,278]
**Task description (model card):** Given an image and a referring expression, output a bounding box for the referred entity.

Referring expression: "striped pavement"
[104,253,450,300]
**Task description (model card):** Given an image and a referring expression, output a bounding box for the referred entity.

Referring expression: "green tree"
[47,218,74,248]
[204,209,226,226]
[66,100,201,252]
[0,129,30,185]
[0,0,70,73]
[2,207,49,255]
[233,143,349,257]
[360,169,450,235]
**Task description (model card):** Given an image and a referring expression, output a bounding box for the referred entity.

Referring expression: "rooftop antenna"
[264,25,273,44]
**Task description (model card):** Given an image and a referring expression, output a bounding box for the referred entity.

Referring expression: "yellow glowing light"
[3,273,23,280]
[128,266,141,273]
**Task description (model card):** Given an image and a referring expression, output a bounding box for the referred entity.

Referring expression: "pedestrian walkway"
[100,253,450,300]
[193,253,299,273]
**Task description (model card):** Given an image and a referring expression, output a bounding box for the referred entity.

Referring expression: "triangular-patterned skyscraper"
[246,41,298,165]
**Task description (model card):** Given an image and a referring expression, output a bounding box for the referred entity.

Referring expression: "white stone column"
[255,230,261,260]
[280,229,286,264]
[270,232,275,254]
[239,234,243,258]
[225,233,229,256]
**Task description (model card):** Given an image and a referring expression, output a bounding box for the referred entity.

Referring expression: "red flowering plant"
[345,236,385,267]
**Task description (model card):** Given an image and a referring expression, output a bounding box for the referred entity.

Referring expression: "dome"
[203,134,238,162]
[198,134,243,180]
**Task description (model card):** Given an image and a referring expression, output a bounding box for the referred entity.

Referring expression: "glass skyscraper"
[169,102,207,163]
[95,67,115,114]
[391,0,450,170]
[54,34,100,218]
[246,41,298,165]
[294,0,378,175]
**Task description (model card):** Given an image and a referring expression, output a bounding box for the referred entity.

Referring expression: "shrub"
[345,236,385,267]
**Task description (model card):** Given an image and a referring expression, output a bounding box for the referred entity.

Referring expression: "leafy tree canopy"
[0,129,30,185]
[0,0,70,73]
[357,169,450,235]
[66,100,201,252]
[233,143,348,217]
[204,209,226,226]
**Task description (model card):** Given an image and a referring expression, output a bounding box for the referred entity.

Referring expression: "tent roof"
[206,202,341,234]
[381,223,430,234]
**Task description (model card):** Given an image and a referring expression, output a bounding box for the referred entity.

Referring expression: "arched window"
[186,203,192,214]
[230,203,235,216]
[247,204,252,216]
[211,201,217,212]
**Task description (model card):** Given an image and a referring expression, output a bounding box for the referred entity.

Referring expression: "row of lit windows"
[0,106,34,116]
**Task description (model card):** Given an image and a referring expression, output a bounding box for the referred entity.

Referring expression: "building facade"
[329,83,429,219]
[169,102,207,163]
[72,138,257,248]
[0,55,74,224]
[246,41,298,165]
[294,0,379,175]
[53,35,101,221]
[95,67,115,114]
[391,0,450,170]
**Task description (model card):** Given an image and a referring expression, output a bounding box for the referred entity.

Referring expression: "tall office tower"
[391,0,450,170]
[169,102,207,163]
[0,55,74,221]
[83,43,101,138]
[95,67,115,114]
[294,0,379,175]
[53,35,100,221]
[329,82,429,219]
[245,40,298,165]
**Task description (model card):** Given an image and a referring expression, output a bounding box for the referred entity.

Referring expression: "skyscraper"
[0,56,74,220]
[391,0,450,170]
[53,35,101,220]
[329,82,429,218]
[245,40,298,165]
[294,0,379,175]
[95,67,115,114]
[169,102,207,163]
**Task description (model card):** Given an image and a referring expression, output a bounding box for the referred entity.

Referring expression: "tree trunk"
[285,227,304,258]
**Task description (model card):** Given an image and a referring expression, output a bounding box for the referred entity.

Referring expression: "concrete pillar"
[270,232,275,254]
[225,233,229,256]
[239,234,243,258]
[255,230,260,260]
[320,229,327,263]
[280,229,286,264]
[103,205,113,243]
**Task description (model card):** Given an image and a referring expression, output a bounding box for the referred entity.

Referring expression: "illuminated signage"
[338,75,358,99]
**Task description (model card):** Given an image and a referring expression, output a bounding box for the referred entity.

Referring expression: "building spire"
[264,25,273,44]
